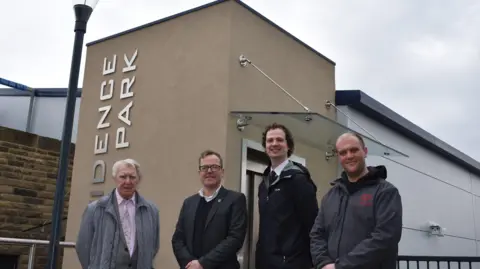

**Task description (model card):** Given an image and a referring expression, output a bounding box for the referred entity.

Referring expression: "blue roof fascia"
[0,88,82,97]
[335,90,480,176]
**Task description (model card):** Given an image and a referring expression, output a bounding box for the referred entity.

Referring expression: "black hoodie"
[255,160,319,269]
[310,165,403,269]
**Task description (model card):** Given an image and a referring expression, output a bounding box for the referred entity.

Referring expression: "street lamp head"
[73,0,99,9]
[72,0,98,32]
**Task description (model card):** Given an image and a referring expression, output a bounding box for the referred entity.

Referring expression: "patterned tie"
[268,170,277,186]
[121,200,132,252]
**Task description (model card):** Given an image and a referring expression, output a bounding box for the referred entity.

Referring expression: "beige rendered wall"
[224,2,338,198]
[64,1,339,269]
[63,3,233,269]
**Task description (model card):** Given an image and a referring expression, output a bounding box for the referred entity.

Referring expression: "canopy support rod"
[325,100,380,142]
[239,54,310,113]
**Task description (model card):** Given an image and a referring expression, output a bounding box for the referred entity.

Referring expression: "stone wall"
[0,126,74,269]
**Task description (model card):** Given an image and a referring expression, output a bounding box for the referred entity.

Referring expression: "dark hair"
[198,149,223,167]
[261,123,295,157]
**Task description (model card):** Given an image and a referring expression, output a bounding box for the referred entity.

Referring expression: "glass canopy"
[231,111,408,157]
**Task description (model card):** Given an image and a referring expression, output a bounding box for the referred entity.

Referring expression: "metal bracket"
[236,114,251,131]
[427,221,445,237]
[325,100,333,109]
[325,144,336,161]
[239,54,251,67]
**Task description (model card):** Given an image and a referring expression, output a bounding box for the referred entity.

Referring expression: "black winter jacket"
[255,160,319,269]
[310,165,403,269]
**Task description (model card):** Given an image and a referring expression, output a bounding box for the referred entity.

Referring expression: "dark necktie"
[268,170,277,185]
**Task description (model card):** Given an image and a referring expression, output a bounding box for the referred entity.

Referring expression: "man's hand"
[186,260,203,269]
[322,263,335,269]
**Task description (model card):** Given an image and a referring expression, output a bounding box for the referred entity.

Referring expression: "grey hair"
[112,158,142,180]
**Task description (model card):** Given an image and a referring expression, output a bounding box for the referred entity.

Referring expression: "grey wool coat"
[75,189,160,269]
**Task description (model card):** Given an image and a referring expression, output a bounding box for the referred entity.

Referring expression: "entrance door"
[0,255,18,269]
[238,159,267,269]
[245,171,263,269]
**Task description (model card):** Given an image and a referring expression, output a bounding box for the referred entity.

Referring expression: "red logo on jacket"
[359,193,373,206]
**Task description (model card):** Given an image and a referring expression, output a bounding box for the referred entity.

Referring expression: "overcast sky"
[1,0,479,161]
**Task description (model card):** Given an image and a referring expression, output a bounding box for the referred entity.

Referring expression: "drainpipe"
[26,88,36,132]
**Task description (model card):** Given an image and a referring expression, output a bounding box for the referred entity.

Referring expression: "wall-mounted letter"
[94,134,109,154]
[97,105,112,129]
[123,49,138,73]
[120,76,135,99]
[118,101,133,126]
[103,55,117,75]
[92,160,106,183]
[116,127,129,149]
[100,79,114,100]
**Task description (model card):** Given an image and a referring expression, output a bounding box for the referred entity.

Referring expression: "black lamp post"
[45,1,98,268]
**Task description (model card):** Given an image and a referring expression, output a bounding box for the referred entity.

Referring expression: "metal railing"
[1,239,479,269]
[0,237,75,269]
[398,255,480,269]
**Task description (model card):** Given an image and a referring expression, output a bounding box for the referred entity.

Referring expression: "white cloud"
[1,0,479,161]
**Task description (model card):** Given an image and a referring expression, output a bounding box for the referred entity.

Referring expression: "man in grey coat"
[310,133,402,269]
[76,158,160,269]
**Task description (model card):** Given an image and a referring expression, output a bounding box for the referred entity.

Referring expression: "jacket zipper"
[336,195,349,257]
[266,182,273,202]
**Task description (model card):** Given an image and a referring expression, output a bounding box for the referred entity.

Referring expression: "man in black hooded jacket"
[256,123,319,269]
[310,132,403,269]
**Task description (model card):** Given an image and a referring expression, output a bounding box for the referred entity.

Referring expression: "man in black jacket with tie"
[172,150,247,269]
[255,123,319,269]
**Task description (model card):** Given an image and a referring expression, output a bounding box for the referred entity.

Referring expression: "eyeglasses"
[199,164,222,172]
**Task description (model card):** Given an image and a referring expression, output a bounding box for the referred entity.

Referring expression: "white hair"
[112,158,142,180]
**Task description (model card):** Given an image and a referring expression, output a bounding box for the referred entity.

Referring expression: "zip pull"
[266,196,269,201]
[283,256,286,263]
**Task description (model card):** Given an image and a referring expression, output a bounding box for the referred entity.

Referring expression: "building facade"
[1,0,479,268]
[62,1,346,268]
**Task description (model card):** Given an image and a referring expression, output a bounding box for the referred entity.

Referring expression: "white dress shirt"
[271,159,289,176]
[198,185,222,202]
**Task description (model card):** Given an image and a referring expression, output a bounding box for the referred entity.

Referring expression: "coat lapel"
[134,192,147,253]
[102,190,118,223]
[186,195,200,250]
[205,187,228,230]
[188,195,200,226]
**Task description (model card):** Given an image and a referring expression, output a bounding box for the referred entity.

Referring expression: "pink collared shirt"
[116,189,136,256]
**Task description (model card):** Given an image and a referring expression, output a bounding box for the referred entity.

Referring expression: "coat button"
[125,247,128,252]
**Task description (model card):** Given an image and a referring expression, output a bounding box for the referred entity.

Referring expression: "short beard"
[346,162,368,182]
